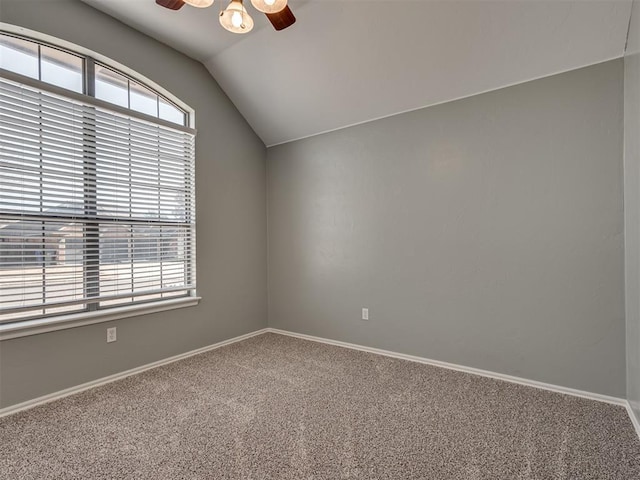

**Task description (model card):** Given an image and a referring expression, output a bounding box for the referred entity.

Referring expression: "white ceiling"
[83,0,632,147]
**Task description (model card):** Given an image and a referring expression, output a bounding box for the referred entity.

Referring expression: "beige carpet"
[1,332,639,479]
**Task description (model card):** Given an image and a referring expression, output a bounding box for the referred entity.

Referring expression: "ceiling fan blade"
[266,5,296,31]
[156,0,185,10]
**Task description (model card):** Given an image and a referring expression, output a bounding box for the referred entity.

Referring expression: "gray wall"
[626,0,640,423]
[268,60,626,397]
[0,0,267,408]
[0,0,628,409]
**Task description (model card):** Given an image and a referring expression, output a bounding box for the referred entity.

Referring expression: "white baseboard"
[3,326,638,441]
[267,328,627,407]
[267,328,640,439]
[0,328,269,419]
[627,402,640,439]
[268,328,640,440]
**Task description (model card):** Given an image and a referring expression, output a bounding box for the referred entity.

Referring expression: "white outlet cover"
[107,327,117,343]
[362,308,369,321]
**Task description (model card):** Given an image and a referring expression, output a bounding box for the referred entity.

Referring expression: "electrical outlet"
[362,308,369,321]
[106,327,117,343]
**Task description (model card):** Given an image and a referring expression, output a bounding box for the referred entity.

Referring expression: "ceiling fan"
[155,0,296,33]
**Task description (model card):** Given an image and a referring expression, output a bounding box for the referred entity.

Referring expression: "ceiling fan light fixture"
[183,0,214,7]
[250,0,287,14]
[220,0,254,34]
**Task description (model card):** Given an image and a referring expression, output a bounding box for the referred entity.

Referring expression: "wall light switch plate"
[106,327,117,343]
[362,308,369,321]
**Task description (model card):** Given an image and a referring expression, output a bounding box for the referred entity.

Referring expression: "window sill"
[0,297,201,341]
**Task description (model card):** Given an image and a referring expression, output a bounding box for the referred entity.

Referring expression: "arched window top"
[0,26,192,128]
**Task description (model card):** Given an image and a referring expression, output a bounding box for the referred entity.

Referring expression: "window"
[0,32,196,324]
[0,35,84,93]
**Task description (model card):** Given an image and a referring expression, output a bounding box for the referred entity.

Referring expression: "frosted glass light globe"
[219,0,254,34]
[250,0,287,14]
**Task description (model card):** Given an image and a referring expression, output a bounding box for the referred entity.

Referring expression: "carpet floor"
[1,332,639,479]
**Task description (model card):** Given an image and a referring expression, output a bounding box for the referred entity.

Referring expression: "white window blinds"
[0,77,196,322]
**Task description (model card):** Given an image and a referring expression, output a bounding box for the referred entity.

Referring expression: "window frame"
[0,25,199,338]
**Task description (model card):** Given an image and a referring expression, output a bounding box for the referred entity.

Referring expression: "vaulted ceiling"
[83,0,632,146]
